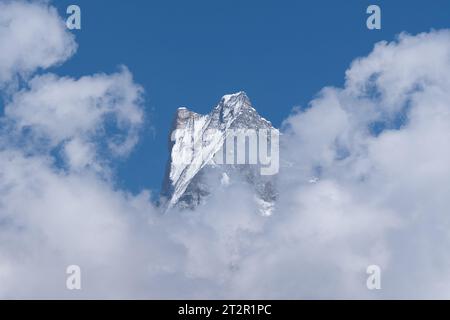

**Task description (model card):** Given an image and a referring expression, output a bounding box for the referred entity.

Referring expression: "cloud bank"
[1,1,450,298]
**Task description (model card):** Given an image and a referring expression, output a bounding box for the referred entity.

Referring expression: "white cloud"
[5,68,144,171]
[278,29,450,298]
[0,0,76,87]
[1,1,450,299]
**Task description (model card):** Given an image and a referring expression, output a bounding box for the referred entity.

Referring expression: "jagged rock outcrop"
[161,92,278,214]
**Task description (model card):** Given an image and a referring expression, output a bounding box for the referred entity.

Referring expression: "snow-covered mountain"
[161,91,278,214]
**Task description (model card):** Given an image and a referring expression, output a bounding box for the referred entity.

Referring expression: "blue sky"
[49,0,450,194]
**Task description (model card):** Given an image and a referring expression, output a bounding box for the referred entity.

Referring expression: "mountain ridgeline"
[160,92,278,215]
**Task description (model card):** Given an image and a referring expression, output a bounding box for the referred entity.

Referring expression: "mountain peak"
[161,92,277,212]
[172,106,203,130]
[220,91,250,106]
[217,91,252,114]
[210,91,260,128]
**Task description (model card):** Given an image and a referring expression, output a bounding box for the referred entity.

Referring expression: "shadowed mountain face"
[161,92,278,214]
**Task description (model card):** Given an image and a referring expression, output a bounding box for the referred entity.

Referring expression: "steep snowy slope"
[161,92,278,213]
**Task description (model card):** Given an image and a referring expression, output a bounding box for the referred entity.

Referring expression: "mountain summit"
[161,92,278,214]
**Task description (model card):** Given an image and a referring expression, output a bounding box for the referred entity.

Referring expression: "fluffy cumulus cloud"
[278,30,450,298]
[1,0,450,299]
[0,0,76,87]
[4,68,144,171]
